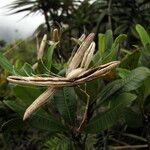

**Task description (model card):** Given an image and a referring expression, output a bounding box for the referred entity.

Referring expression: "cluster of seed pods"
[7,31,120,120]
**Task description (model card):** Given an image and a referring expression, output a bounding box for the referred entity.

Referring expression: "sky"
[0,0,44,42]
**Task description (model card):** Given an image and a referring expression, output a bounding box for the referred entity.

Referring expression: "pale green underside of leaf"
[136,24,150,46]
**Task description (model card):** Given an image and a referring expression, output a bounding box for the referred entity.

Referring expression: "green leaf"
[105,30,113,50]
[139,44,150,68]
[97,32,127,64]
[98,33,106,56]
[101,45,118,63]
[96,67,150,108]
[45,43,58,70]
[44,136,73,150]
[75,79,102,103]
[93,51,101,65]
[101,33,127,63]
[116,68,130,78]
[85,79,102,101]
[122,67,150,92]
[120,50,141,70]
[4,99,40,116]
[4,100,67,132]
[0,52,13,73]
[124,108,143,128]
[54,87,77,124]
[36,59,49,74]
[29,115,67,132]
[85,93,136,133]
[19,63,34,76]
[113,34,127,48]
[13,86,43,105]
[136,24,150,47]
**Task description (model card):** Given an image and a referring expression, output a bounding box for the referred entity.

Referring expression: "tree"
[0,40,6,48]
[7,0,82,32]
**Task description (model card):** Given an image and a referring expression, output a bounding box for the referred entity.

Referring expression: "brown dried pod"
[23,87,57,120]
[7,61,120,87]
[67,33,95,74]
[7,61,120,120]
[80,42,95,69]
[52,28,60,42]
[66,68,85,80]
[68,34,86,65]
[7,31,121,121]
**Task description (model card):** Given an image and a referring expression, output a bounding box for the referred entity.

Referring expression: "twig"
[110,144,148,150]
[76,84,90,133]
[110,138,129,146]
[122,133,147,142]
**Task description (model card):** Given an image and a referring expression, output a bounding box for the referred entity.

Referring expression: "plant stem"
[110,144,148,149]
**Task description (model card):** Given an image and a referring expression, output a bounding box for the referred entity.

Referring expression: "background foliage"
[0,0,150,149]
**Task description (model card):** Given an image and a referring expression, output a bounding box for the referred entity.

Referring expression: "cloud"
[0,0,44,42]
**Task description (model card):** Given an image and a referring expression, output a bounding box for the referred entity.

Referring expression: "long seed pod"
[68,34,86,65]
[67,33,95,74]
[23,87,57,120]
[7,61,120,87]
[76,61,120,83]
[83,42,95,69]
[66,68,85,80]
[37,34,47,60]
[80,42,95,69]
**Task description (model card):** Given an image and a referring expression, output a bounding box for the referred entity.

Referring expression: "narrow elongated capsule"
[67,33,95,74]
[52,28,60,42]
[80,42,95,69]
[23,87,56,120]
[68,34,86,65]
[37,34,47,60]
[67,68,85,80]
